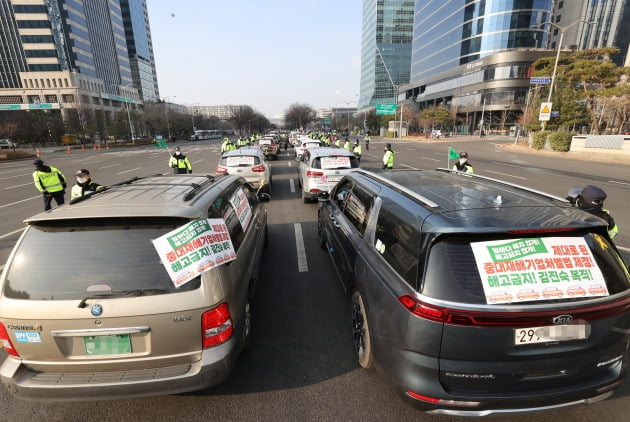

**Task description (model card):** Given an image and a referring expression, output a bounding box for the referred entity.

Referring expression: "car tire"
[351,289,373,369]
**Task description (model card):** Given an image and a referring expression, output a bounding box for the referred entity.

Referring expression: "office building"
[0,0,158,137]
[358,0,414,109]
[548,0,630,66]
[120,0,159,102]
[189,105,249,120]
[402,0,553,133]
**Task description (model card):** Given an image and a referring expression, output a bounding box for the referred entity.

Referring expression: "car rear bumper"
[0,339,237,401]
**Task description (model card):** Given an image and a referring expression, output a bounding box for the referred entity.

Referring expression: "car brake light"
[307,170,324,177]
[216,166,228,174]
[0,322,20,357]
[399,294,630,327]
[252,165,266,172]
[201,303,233,347]
[406,391,481,407]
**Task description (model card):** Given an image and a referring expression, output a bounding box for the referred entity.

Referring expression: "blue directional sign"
[551,111,560,117]
[530,77,551,85]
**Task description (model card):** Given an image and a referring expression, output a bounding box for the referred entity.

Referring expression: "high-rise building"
[402,0,553,134]
[358,0,414,109]
[548,0,630,66]
[0,0,159,138]
[120,0,159,102]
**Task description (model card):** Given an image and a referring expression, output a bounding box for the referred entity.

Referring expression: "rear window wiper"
[77,288,170,308]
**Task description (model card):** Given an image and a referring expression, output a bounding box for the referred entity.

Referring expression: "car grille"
[30,364,192,385]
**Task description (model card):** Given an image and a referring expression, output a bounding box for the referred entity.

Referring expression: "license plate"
[84,334,132,355]
[327,176,341,182]
[514,324,589,346]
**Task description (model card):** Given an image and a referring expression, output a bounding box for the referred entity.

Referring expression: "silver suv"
[0,174,268,401]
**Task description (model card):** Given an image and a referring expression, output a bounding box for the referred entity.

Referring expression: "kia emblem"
[553,315,573,325]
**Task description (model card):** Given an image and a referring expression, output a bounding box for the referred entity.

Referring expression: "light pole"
[341,100,357,134]
[541,20,595,130]
[160,95,176,141]
[187,103,200,137]
[106,84,137,144]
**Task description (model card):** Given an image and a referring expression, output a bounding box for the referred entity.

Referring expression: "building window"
[558,1,564,8]
[555,15,561,23]
[554,28,559,36]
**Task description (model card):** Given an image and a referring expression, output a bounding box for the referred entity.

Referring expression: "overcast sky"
[147,0,362,118]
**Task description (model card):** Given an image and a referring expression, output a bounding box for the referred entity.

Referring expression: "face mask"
[175,152,181,156]
[459,158,467,164]
[77,177,88,184]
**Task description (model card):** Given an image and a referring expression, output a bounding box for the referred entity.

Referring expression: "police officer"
[452,151,474,174]
[168,147,192,174]
[71,169,104,200]
[353,140,362,164]
[32,158,66,211]
[382,143,395,169]
[343,138,351,151]
[576,185,619,239]
[364,134,370,150]
[221,137,230,153]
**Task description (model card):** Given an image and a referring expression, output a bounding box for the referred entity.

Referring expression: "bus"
[190,130,221,141]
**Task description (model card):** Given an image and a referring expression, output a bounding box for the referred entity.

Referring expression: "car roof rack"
[183,175,215,201]
[68,174,162,205]
[435,168,568,202]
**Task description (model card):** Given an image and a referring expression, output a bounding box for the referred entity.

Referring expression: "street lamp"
[160,95,176,141]
[341,100,357,134]
[187,103,200,136]
[541,20,595,130]
[106,83,137,144]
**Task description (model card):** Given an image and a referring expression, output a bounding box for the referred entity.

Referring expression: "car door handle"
[330,215,340,228]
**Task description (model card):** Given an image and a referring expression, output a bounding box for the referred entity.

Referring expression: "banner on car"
[470,237,608,304]
[152,218,236,288]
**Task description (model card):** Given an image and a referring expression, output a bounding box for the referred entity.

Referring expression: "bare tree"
[284,103,316,130]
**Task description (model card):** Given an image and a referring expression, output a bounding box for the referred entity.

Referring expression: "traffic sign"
[539,102,552,121]
[551,111,560,118]
[375,103,396,115]
[530,77,551,84]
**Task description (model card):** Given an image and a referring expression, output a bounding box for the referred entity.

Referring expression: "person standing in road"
[343,138,351,151]
[575,185,619,239]
[71,169,104,200]
[452,151,474,174]
[364,134,370,150]
[382,143,395,169]
[169,147,192,174]
[353,140,362,164]
[221,137,230,153]
[32,158,66,211]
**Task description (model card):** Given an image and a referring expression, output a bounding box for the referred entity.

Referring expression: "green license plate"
[84,334,132,355]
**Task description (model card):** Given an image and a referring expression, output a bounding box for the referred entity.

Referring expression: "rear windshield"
[3,218,200,301]
[220,155,260,166]
[312,156,359,169]
[421,233,630,305]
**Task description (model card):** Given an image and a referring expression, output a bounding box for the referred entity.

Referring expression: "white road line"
[294,223,308,272]
[100,164,120,169]
[400,163,419,170]
[290,178,296,193]
[609,181,630,186]
[484,170,527,180]
[423,157,440,162]
[116,167,141,175]
[287,161,292,167]
[490,162,526,168]
[618,246,630,253]
[4,182,32,189]
[367,154,377,158]
[192,159,204,164]
[0,227,25,240]
[1,173,32,180]
[0,196,38,209]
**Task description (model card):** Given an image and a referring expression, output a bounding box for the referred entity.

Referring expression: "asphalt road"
[0,138,629,422]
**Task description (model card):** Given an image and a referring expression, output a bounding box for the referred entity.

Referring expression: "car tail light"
[309,189,322,193]
[215,166,228,174]
[307,170,324,177]
[201,303,233,348]
[252,165,266,172]
[406,391,481,407]
[0,322,19,357]
[398,294,630,327]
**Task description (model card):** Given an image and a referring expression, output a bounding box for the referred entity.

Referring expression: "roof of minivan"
[24,174,233,223]
[360,170,608,232]
[306,147,356,157]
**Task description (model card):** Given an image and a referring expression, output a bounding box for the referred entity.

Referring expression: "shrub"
[548,132,574,152]
[531,131,550,150]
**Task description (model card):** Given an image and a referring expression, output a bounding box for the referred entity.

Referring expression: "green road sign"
[323,119,331,125]
[0,104,22,110]
[375,103,396,115]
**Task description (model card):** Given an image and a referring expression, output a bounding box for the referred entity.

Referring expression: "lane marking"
[4,182,32,190]
[609,181,630,186]
[490,162,526,168]
[423,157,440,162]
[287,161,292,167]
[290,178,295,193]
[192,159,204,164]
[0,173,32,179]
[484,170,527,180]
[294,223,308,272]
[400,163,419,170]
[100,164,120,169]
[0,227,26,240]
[0,195,39,209]
[116,167,141,175]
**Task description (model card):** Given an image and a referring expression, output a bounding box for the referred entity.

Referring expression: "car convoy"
[1,131,629,416]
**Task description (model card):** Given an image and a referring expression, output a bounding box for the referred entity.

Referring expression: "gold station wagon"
[0,174,268,401]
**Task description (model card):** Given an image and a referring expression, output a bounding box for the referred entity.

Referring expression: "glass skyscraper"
[403,0,553,132]
[359,0,414,109]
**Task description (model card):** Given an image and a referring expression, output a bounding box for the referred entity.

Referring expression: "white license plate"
[514,324,589,346]
[327,176,341,182]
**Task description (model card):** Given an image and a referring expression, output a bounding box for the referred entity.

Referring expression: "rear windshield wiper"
[77,288,170,308]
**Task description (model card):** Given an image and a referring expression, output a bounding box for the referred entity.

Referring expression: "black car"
[317,169,630,416]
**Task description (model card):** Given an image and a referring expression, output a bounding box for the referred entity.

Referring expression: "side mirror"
[257,193,271,202]
[566,187,582,204]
